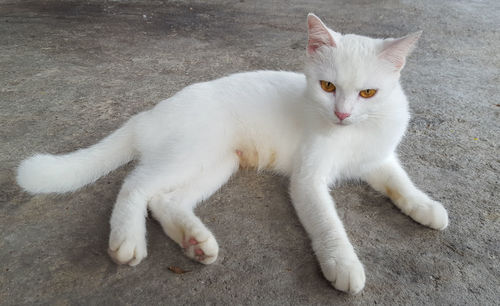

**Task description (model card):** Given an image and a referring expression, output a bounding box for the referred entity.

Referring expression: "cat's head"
[304,13,420,126]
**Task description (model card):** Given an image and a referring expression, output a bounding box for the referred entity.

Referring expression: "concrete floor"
[1,0,499,304]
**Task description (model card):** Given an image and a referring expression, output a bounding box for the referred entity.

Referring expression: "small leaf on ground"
[168,266,190,274]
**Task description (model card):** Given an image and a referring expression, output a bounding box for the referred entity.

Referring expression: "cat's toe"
[108,232,147,266]
[409,200,448,230]
[321,255,366,294]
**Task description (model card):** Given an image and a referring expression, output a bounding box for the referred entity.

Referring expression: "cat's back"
[163,70,306,107]
[144,70,307,138]
[151,70,307,130]
[218,70,306,93]
[205,70,307,106]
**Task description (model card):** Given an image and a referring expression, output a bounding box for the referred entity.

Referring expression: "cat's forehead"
[331,34,384,87]
[335,34,382,57]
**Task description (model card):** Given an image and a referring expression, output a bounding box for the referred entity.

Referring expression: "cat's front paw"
[108,230,147,266]
[406,198,448,230]
[320,254,366,294]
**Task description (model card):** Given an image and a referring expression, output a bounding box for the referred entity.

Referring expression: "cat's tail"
[16,118,137,194]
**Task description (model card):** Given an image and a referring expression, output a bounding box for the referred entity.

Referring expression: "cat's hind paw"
[406,199,449,230]
[321,255,366,294]
[181,231,219,265]
[108,231,147,266]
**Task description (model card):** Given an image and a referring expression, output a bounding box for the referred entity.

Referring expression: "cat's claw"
[108,231,147,266]
[405,199,448,230]
[181,234,218,264]
[320,255,366,294]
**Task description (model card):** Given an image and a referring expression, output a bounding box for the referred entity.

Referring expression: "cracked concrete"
[1,0,499,304]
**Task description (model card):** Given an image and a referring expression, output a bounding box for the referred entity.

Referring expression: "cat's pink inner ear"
[379,31,422,71]
[307,14,336,55]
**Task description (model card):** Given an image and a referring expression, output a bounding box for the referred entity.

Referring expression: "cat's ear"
[307,13,336,55]
[379,31,422,71]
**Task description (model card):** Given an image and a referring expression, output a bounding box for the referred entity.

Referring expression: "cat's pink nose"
[335,111,351,121]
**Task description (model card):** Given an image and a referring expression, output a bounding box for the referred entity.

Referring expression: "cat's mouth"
[335,120,352,126]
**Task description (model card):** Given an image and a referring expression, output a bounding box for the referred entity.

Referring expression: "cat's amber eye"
[320,80,336,93]
[359,89,377,98]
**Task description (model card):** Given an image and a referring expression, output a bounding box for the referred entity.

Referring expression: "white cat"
[16,14,448,294]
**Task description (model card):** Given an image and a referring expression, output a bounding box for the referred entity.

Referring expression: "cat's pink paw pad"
[194,248,204,256]
[182,237,199,249]
[194,248,207,261]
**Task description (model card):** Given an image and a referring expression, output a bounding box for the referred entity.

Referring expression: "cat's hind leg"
[108,170,150,266]
[362,155,448,230]
[149,156,239,264]
[106,155,227,266]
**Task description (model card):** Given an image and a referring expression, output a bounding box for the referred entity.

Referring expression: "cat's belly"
[235,144,277,170]
[233,131,300,174]
[230,113,304,174]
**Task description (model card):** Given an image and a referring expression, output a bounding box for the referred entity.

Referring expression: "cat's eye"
[320,80,336,93]
[359,89,377,98]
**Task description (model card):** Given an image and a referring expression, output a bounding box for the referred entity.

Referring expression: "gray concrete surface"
[1,0,499,304]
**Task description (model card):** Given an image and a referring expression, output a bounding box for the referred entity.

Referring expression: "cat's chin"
[334,121,353,126]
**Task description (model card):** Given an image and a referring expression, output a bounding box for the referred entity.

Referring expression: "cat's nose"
[335,111,351,121]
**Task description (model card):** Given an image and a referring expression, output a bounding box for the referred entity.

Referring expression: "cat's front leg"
[363,155,448,230]
[290,174,365,294]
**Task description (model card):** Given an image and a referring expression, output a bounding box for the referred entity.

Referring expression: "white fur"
[16,14,448,294]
